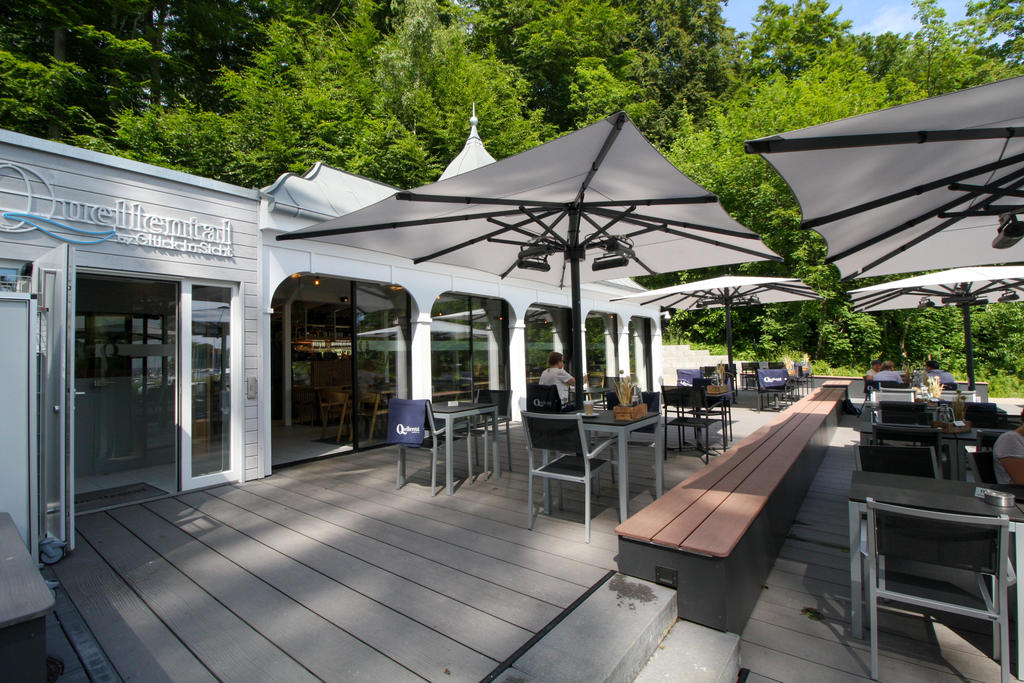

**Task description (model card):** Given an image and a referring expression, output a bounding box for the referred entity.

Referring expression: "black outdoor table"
[431,401,499,495]
[848,470,1024,679]
[574,410,664,523]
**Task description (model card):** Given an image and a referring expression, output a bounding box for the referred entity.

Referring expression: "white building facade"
[0,124,662,556]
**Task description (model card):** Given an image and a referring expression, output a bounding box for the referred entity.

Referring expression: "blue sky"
[722,0,968,35]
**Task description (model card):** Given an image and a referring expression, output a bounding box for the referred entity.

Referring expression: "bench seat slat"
[649,405,818,548]
[680,400,837,556]
[616,386,849,549]
[614,421,781,541]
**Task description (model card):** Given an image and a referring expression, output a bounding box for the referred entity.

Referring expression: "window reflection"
[524,304,572,384]
[192,286,231,476]
[431,294,509,402]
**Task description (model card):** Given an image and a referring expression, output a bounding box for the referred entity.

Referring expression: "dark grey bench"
[615,383,849,633]
[0,513,55,682]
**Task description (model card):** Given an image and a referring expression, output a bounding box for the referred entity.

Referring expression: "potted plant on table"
[613,372,646,420]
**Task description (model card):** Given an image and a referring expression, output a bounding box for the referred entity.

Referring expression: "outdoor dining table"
[572,410,665,523]
[848,470,1024,679]
[431,401,499,496]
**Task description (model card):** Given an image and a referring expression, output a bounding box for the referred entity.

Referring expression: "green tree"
[967,0,1024,65]
[740,0,852,80]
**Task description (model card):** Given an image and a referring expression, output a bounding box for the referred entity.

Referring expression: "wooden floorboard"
[50,527,215,683]
[52,408,1004,683]
[110,502,419,682]
[197,484,566,630]
[144,495,492,682]
[76,512,319,683]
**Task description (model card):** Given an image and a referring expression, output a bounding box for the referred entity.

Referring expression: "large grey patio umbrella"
[611,276,821,367]
[849,265,1024,389]
[278,112,781,405]
[745,76,1024,281]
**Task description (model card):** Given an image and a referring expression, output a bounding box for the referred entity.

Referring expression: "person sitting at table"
[871,360,903,384]
[539,351,576,410]
[864,359,881,380]
[924,359,957,388]
[993,410,1024,484]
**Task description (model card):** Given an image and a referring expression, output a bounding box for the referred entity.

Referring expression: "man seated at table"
[863,359,881,380]
[993,410,1024,484]
[924,359,957,388]
[539,351,576,411]
[871,360,904,384]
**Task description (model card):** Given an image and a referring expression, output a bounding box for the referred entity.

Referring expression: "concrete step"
[496,574,676,683]
[634,619,741,683]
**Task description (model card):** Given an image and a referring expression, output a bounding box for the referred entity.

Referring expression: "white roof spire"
[439,103,496,180]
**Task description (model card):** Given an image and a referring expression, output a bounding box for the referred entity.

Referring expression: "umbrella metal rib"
[833,167,1024,280]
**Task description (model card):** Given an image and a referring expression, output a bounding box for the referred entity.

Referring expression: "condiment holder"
[976,487,1016,507]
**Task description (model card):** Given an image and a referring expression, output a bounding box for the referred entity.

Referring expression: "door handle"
[53,405,60,413]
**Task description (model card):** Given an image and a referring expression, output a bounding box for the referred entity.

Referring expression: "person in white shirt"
[993,411,1024,484]
[871,360,904,384]
[864,359,881,380]
[538,351,575,405]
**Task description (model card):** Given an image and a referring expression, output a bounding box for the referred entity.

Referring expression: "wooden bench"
[0,513,55,682]
[616,382,850,633]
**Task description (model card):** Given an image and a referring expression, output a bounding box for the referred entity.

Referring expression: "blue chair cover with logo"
[757,368,789,389]
[756,368,791,411]
[386,399,427,447]
[677,369,703,387]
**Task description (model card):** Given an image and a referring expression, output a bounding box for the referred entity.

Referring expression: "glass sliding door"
[431,293,471,402]
[354,283,410,447]
[75,275,178,501]
[430,293,509,402]
[190,285,232,477]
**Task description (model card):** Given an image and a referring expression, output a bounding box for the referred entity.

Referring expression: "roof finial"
[469,103,479,137]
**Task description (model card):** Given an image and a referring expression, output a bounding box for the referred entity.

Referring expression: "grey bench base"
[0,513,55,683]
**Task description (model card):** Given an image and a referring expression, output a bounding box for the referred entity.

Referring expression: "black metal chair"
[971,429,1004,484]
[390,398,466,496]
[855,445,940,478]
[693,377,731,449]
[870,423,946,477]
[740,362,759,391]
[966,402,1008,429]
[877,401,931,425]
[662,385,716,463]
[865,499,1010,681]
[468,388,513,472]
[522,412,616,543]
[756,368,793,411]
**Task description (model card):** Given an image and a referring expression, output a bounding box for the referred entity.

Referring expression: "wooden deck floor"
[50,402,1005,682]
[52,410,731,682]
[739,420,1005,682]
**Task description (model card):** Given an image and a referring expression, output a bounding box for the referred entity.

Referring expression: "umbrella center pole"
[568,211,585,410]
[961,302,976,391]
